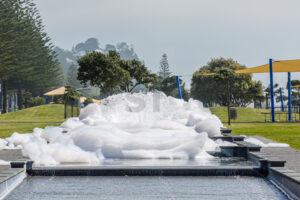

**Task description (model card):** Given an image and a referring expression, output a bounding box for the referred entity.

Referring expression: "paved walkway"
[251,136,300,174]
[0,149,27,198]
[261,147,300,173]
[0,149,27,161]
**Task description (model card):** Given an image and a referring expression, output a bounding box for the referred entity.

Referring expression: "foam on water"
[3,92,224,165]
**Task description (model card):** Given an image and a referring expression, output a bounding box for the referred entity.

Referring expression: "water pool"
[6,177,287,200]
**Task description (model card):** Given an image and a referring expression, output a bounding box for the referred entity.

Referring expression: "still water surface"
[6,176,287,200]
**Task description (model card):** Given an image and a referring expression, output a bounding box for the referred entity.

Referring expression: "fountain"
[0,92,295,199]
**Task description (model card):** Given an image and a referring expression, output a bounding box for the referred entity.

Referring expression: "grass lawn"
[210,107,300,122]
[228,123,300,150]
[0,123,61,138]
[210,107,300,150]
[0,104,65,123]
[0,104,64,138]
[0,104,299,150]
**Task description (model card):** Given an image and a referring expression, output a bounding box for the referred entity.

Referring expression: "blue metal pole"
[280,88,284,112]
[288,72,292,121]
[45,96,49,104]
[176,76,183,99]
[269,59,275,122]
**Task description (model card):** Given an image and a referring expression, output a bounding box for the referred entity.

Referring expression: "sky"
[35,0,300,91]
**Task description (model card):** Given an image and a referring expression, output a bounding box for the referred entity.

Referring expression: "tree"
[0,0,64,112]
[191,58,263,107]
[77,51,130,97]
[249,81,265,108]
[290,80,300,106]
[116,42,138,60]
[151,75,189,100]
[119,59,157,92]
[74,38,99,52]
[67,64,82,88]
[213,68,235,125]
[158,53,171,79]
[78,51,157,96]
[264,83,280,109]
[64,85,81,118]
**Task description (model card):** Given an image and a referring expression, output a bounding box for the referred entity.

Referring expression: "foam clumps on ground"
[245,137,290,148]
[3,92,223,165]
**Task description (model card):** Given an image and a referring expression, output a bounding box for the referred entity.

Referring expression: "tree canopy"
[158,53,171,79]
[150,75,189,100]
[77,51,156,96]
[290,80,300,106]
[0,0,64,112]
[119,59,157,92]
[191,58,263,107]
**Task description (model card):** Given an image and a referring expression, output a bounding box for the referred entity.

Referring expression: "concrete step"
[234,141,261,152]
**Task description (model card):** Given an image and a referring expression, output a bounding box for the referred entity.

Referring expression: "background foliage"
[191,58,264,107]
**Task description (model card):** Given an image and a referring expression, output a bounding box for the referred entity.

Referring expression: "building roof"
[44,87,66,96]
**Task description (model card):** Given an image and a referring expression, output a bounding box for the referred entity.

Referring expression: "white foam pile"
[0,92,224,166]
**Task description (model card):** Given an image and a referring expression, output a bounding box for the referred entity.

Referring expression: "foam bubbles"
[245,137,289,148]
[2,92,223,165]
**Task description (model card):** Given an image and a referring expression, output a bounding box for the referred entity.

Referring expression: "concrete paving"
[0,150,28,199]
[261,147,300,173]
[0,149,28,161]
[247,137,300,199]
[0,150,28,181]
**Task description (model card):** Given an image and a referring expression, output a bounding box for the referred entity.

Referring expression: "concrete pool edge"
[223,130,300,199]
[0,167,26,200]
[268,167,300,200]
[27,166,262,177]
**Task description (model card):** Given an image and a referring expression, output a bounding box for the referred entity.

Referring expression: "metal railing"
[261,105,300,122]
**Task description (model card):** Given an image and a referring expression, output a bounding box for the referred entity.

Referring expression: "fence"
[261,105,300,122]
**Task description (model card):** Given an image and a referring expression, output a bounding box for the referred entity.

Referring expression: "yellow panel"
[235,59,300,74]
[92,99,101,103]
[194,72,215,76]
[292,84,300,88]
[44,87,66,96]
[80,97,101,103]
[195,59,300,76]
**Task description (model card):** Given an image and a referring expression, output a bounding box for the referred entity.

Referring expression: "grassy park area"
[0,104,63,138]
[0,105,298,150]
[210,107,300,150]
[0,104,65,123]
[210,107,300,122]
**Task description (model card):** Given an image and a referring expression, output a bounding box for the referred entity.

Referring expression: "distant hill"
[55,38,139,74]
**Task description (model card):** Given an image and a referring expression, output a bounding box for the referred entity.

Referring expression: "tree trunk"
[64,96,67,119]
[227,80,231,125]
[2,80,8,113]
[71,99,74,117]
[17,88,23,110]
